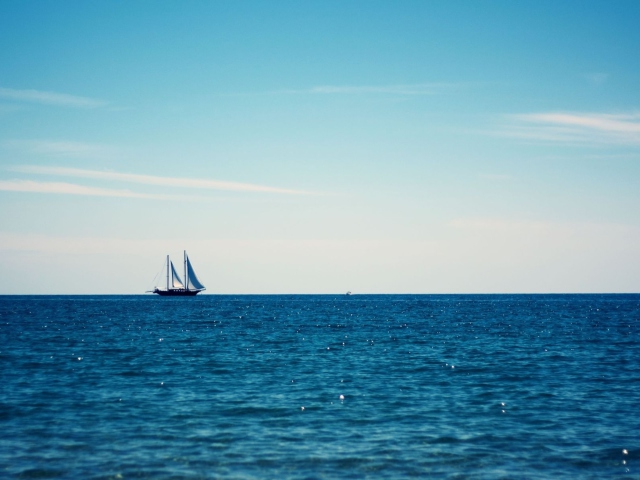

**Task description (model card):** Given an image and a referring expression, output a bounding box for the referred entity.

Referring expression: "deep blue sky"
[1,1,639,293]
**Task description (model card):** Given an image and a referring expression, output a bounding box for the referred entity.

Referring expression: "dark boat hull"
[153,288,202,296]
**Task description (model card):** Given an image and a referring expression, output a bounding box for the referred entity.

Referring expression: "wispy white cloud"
[522,112,640,133]
[3,139,116,159]
[479,173,512,181]
[448,218,551,231]
[278,83,459,96]
[0,87,106,108]
[0,179,174,199]
[497,111,640,146]
[11,165,313,195]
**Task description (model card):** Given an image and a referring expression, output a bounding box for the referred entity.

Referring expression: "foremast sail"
[186,256,205,291]
[170,262,185,288]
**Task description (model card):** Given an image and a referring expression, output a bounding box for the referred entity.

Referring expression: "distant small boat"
[149,251,206,296]
[346,291,352,296]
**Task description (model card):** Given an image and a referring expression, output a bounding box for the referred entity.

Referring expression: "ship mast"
[166,255,170,291]
[184,250,188,291]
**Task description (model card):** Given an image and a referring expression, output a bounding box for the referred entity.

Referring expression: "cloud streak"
[4,140,116,159]
[0,180,173,199]
[0,87,106,108]
[479,173,512,181]
[499,111,640,145]
[278,83,460,96]
[12,166,312,195]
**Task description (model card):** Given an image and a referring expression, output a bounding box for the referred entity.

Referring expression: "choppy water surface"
[1,294,639,479]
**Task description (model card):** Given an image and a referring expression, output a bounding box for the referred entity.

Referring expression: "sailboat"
[150,251,206,296]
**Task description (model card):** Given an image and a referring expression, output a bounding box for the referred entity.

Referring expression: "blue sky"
[1,1,639,293]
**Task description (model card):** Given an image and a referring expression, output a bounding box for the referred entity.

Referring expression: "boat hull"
[153,288,202,296]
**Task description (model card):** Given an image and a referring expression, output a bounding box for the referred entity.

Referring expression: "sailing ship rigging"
[149,251,206,296]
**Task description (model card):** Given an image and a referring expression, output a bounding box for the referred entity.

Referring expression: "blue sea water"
[1,294,639,479]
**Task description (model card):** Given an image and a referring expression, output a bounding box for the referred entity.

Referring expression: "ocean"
[1,294,638,479]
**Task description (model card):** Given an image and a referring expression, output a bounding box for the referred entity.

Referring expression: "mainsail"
[186,257,205,290]
[171,261,185,288]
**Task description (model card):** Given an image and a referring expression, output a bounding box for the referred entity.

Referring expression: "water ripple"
[0,294,638,478]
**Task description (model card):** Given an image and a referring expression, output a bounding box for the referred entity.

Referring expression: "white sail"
[171,261,185,288]
[186,257,205,290]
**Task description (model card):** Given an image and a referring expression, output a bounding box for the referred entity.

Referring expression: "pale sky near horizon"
[1,1,639,294]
